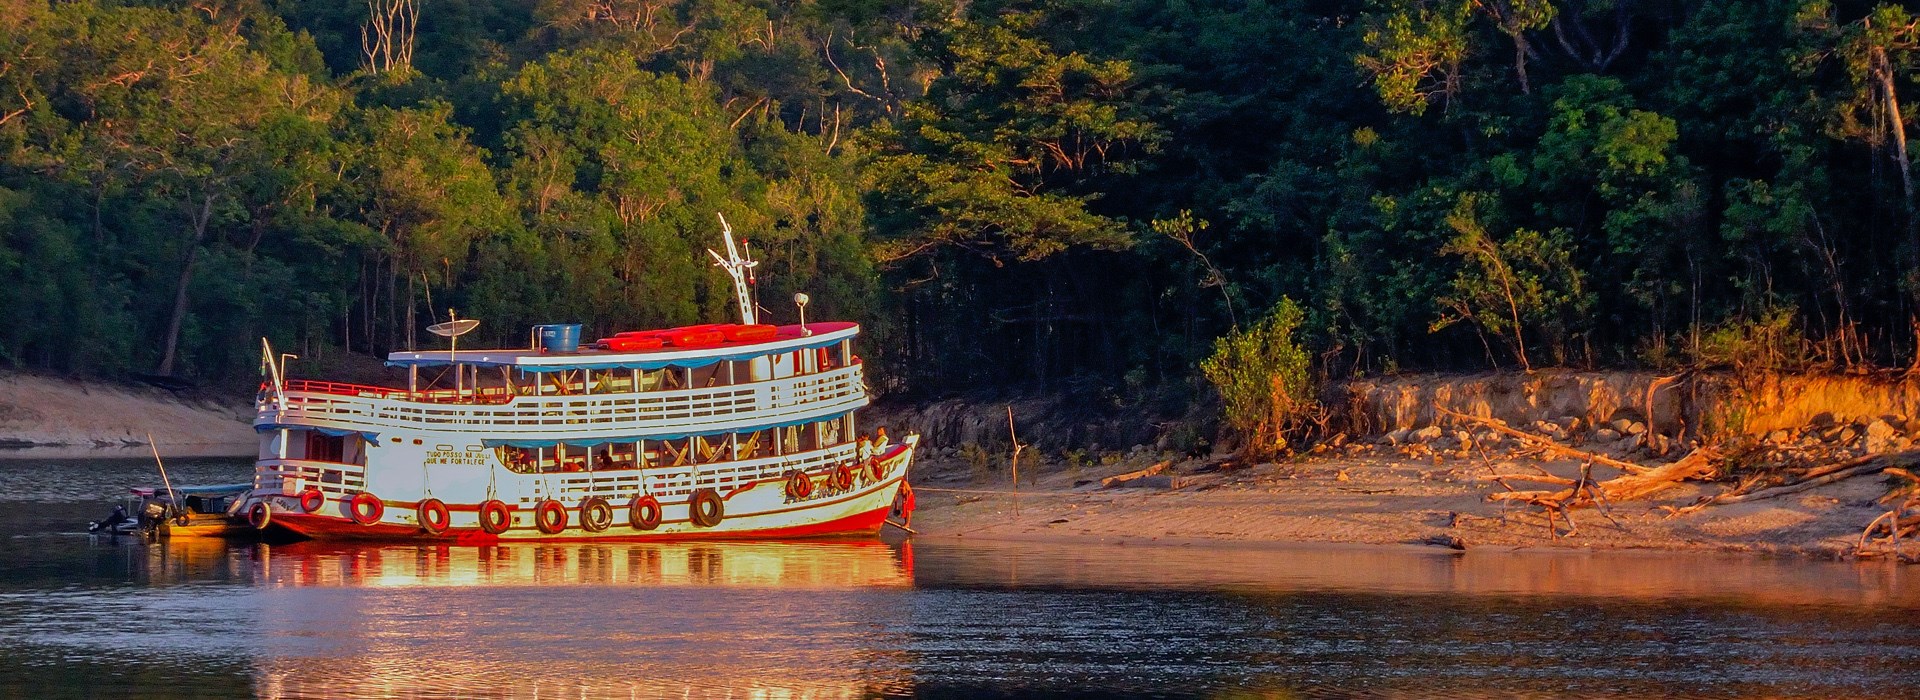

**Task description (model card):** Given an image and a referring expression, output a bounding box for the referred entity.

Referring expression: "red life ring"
[784,470,814,500]
[478,500,511,534]
[688,488,724,528]
[579,497,613,533]
[417,498,451,535]
[299,487,325,513]
[832,464,855,491]
[348,492,383,526]
[535,499,568,534]
[629,495,662,531]
[866,457,885,482]
[248,502,273,530]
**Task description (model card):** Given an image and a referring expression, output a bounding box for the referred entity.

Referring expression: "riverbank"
[906,448,1907,560]
[0,373,254,458]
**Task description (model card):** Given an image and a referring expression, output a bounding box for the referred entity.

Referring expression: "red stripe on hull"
[271,504,892,544]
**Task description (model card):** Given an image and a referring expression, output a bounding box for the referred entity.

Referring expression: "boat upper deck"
[258,320,868,443]
[384,322,857,372]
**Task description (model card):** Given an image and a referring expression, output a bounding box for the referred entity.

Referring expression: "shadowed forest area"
[4,0,1920,405]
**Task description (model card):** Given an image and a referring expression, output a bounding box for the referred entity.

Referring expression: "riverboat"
[240,220,915,542]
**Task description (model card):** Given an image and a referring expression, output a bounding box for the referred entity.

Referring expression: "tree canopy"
[4,0,1920,398]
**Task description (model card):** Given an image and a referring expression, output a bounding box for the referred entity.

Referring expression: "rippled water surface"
[3,457,1919,698]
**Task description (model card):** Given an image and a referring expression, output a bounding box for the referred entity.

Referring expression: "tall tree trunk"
[156,194,215,376]
[1512,33,1532,94]
[1874,44,1920,356]
[1877,47,1915,213]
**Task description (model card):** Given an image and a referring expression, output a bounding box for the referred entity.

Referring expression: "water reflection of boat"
[141,536,255,585]
[243,540,917,698]
[254,539,914,589]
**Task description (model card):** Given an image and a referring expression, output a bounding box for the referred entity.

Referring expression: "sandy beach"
[0,373,254,458]
[907,449,1905,559]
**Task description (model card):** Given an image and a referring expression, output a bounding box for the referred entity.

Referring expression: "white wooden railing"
[526,440,882,504]
[256,363,867,441]
[255,458,367,497]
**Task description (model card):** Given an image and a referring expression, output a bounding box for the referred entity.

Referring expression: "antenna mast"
[707,213,759,325]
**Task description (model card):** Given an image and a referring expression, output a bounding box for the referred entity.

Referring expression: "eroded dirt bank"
[890,370,1920,560]
[0,373,254,458]
[1340,370,1920,440]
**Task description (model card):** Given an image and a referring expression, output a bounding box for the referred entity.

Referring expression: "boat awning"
[132,483,251,497]
[255,424,380,443]
[384,322,858,373]
[478,414,831,449]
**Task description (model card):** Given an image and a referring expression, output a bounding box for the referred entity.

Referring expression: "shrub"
[1201,297,1315,459]
[1695,307,1807,374]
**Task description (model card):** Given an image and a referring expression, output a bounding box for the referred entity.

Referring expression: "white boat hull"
[244,437,916,543]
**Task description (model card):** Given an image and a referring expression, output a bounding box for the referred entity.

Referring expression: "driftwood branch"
[1488,447,1720,507]
[1439,408,1653,474]
[1669,455,1906,516]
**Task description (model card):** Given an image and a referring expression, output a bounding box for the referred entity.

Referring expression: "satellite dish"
[427,319,479,338]
[425,310,479,398]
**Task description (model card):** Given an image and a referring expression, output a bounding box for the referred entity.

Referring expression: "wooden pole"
[146,433,178,515]
[1007,405,1025,516]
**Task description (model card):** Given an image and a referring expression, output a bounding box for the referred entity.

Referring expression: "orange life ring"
[629,495,662,531]
[832,464,855,491]
[688,488,724,528]
[784,470,814,500]
[348,492,383,526]
[478,500,511,534]
[535,499,568,534]
[248,502,273,530]
[866,456,885,482]
[417,498,451,535]
[580,497,613,533]
[299,487,325,513]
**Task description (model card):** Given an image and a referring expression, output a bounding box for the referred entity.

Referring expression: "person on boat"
[873,427,891,451]
[857,435,873,465]
[595,451,613,471]
[891,482,915,527]
[91,505,129,533]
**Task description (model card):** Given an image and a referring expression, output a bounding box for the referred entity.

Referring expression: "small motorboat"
[101,484,253,539]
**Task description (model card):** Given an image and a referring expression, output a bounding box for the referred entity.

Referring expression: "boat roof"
[131,483,251,497]
[385,322,858,373]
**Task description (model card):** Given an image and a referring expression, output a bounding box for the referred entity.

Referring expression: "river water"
[2,457,1918,698]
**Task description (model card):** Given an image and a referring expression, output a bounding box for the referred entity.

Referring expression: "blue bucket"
[535,324,582,353]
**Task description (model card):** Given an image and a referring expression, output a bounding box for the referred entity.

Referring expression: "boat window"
[305,432,345,463]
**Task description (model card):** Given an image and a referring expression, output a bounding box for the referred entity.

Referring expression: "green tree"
[863,6,1156,266]
[1431,193,1591,370]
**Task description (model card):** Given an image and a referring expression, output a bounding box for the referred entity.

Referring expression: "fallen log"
[1101,460,1172,488]
[1439,408,1653,475]
[1794,453,1882,481]
[1486,447,1721,507]
[1479,473,1579,486]
[1671,458,1898,516]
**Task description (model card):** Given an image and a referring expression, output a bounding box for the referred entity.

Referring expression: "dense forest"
[3,0,1920,399]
